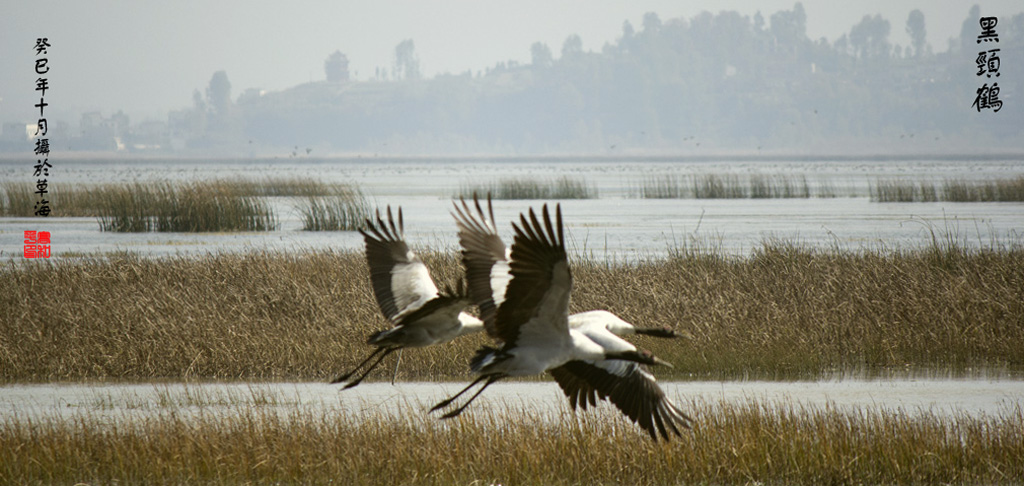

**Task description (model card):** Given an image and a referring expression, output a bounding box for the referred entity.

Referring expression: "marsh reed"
[872,176,1024,202]
[4,179,285,229]
[942,175,1024,202]
[298,195,372,231]
[93,181,277,232]
[294,183,371,231]
[2,240,1022,383]
[634,174,821,199]
[1,181,40,216]
[2,395,1021,484]
[2,177,371,231]
[871,179,938,202]
[457,176,597,199]
[1,181,112,217]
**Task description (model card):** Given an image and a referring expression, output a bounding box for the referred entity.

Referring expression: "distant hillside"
[184,6,1024,155]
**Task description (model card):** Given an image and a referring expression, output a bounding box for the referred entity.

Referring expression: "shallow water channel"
[3,379,1022,425]
[2,157,1023,260]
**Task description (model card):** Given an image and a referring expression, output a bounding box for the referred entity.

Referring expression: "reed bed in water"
[942,175,1024,202]
[2,178,367,231]
[2,394,1021,485]
[95,180,277,232]
[633,174,826,199]
[1,181,116,217]
[0,181,39,216]
[2,241,1022,382]
[297,194,372,231]
[291,182,371,231]
[456,176,597,199]
[872,176,1024,202]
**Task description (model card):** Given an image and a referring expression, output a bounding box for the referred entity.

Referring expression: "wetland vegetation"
[870,176,1024,202]
[0,178,370,232]
[1,389,1021,485]
[2,241,1022,383]
[3,231,1023,484]
[456,175,597,200]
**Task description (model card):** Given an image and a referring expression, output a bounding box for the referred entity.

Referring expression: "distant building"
[325,51,350,83]
[1,122,31,142]
[74,110,129,151]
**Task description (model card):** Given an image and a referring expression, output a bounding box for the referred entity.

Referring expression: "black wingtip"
[635,327,680,339]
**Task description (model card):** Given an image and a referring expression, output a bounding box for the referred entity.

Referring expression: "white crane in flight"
[434,201,692,440]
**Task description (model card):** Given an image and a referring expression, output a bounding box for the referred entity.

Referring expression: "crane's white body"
[440,196,691,440]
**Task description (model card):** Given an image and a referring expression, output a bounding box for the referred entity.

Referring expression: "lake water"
[3,379,1022,425]
[4,157,1021,430]
[1,156,1023,260]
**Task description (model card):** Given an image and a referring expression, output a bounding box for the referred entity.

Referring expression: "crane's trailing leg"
[331,347,387,384]
[436,374,505,419]
[391,349,403,385]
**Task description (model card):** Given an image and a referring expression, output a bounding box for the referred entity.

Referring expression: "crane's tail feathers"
[469,346,502,373]
[366,328,395,346]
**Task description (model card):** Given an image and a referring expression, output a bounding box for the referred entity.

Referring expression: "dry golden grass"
[1,394,1021,485]
[2,242,1023,382]
[0,250,475,382]
[573,243,1024,379]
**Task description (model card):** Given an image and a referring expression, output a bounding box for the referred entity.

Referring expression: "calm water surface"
[1,157,1022,260]
[3,379,1022,424]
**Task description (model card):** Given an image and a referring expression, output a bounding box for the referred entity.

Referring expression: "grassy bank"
[2,242,1022,382]
[1,395,1020,485]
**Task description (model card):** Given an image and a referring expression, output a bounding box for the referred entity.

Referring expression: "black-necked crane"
[432,202,692,440]
[451,195,690,439]
[451,194,683,340]
[330,206,484,389]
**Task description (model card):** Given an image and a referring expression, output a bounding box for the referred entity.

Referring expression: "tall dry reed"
[1,396,1020,484]
[2,242,1022,383]
[94,181,277,232]
[295,183,371,231]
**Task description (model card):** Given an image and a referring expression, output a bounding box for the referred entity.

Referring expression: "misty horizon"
[1,1,1022,156]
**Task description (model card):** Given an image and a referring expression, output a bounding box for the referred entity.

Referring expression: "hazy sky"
[0,1,1018,124]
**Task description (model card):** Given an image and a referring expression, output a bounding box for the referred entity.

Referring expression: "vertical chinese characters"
[973,17,1003,113]
[34,38,52,215]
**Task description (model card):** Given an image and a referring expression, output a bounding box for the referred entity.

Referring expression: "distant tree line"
[170,4,1024,154]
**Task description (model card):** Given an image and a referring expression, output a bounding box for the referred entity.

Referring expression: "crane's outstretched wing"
[360,206,438,323]
[494,204,571,347]
[452,193,511,337]
[550,360,693,441]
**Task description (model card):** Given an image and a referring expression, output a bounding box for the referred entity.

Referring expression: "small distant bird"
[331,206,483,389]
[435,202,691,440]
